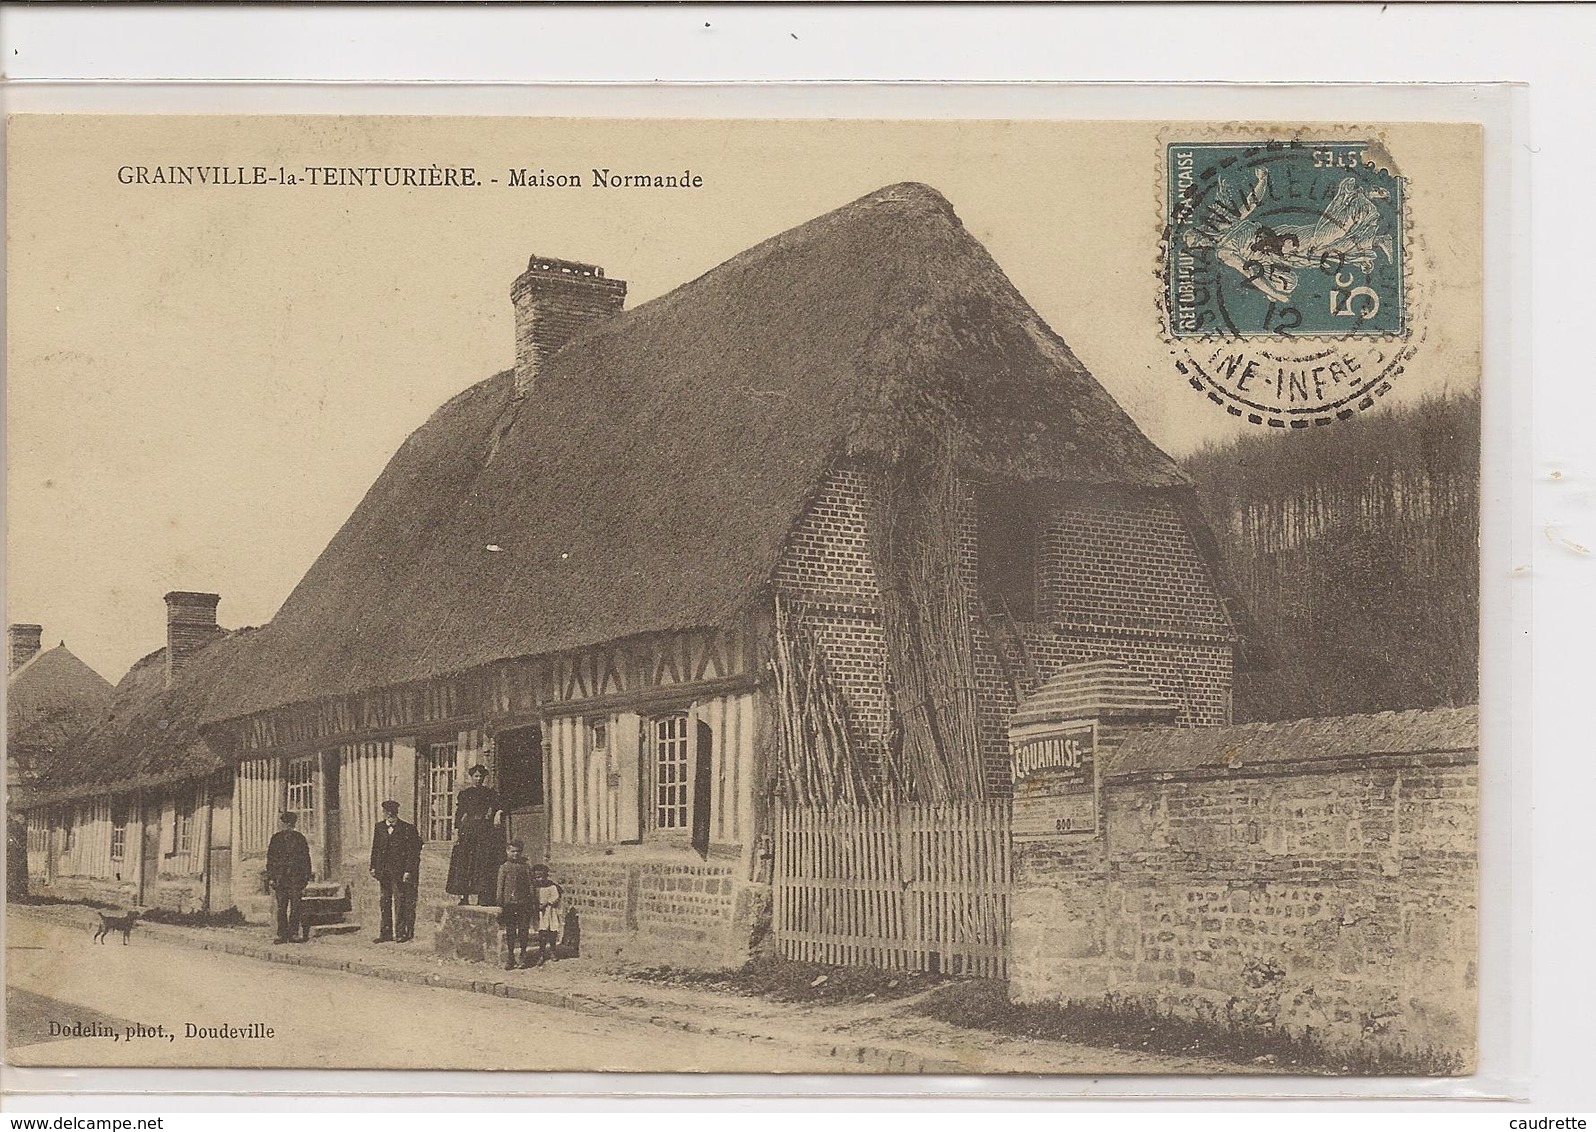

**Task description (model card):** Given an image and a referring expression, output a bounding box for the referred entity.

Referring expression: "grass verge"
[911,980,1467,1076]
[11,893,118,910]
[628,954,946,1005]
[140,906,249,928]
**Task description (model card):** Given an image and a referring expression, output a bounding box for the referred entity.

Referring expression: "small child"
[494,839,535,970]
[529,863,563,967]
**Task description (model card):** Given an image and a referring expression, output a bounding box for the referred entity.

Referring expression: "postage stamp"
[1163,137,1419,427]
[1167,141,1405,338]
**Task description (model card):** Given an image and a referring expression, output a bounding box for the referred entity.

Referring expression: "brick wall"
[1037,495,1231,634]
[1019,633,1232,729]
[973,494,1235,791]
[775,465,1237,797]
[1010,743,1478,1063]
[774,464,894,763]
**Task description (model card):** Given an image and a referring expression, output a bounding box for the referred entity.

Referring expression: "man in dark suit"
[265,811,313,944]
[369,799,422,943]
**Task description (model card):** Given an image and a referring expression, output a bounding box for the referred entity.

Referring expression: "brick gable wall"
[773,465,894,768]
[774,463,1237,796]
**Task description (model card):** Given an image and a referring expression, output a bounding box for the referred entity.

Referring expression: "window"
[173,787,195,855]
[110,803,128,862]
[63,811,76,853]
[589,719,608,751]
[976,484,1041,620]
[285,756,316,833]
[652,713,691,831]
[424,741,459,842]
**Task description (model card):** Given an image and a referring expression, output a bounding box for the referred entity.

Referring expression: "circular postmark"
[1162,137,1420,427]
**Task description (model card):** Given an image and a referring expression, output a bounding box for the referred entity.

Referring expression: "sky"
[6,116,1483,683]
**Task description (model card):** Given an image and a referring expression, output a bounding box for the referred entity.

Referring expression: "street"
[5,910,840,1071]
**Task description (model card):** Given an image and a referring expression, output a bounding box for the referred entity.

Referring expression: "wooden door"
[139,802,160,904]
[691,719,714,855]
[208,778,234,911]
[320,751,342,879]
[496,726,547,863]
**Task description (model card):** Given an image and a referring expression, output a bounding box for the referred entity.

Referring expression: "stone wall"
[554,848,766,969]
[33,874,138,908]
[1010,711,1478,1064]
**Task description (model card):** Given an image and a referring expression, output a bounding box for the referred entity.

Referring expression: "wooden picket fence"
[773,801,1012,978]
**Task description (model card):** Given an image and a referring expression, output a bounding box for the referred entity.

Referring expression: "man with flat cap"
[370,800,422,943]
[265,811,313,944]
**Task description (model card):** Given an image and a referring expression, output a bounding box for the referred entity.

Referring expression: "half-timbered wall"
[27,798,135,906]
[338,739,395,852]
[26,811,50,881]
[55,798,115,878]
[238,757,283,854]
[547,690,758,848]
[26,782,215,910]
[233,628,753,756]
[154,782,206,879]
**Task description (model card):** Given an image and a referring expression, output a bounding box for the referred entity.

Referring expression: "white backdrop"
[0,2,1590,1114]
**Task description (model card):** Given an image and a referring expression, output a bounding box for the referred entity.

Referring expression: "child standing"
[494,839,535,970]
[530,863,563,966]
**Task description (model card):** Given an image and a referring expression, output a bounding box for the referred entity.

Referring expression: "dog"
[92,909,140,945]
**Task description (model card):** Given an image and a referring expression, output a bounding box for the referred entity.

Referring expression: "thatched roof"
[206,182,1188,724]
[25,630,258,805]
[1108,705,1479,779]
[7,644,115,803]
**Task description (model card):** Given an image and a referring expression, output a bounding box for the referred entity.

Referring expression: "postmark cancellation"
[1164,137,1418,428]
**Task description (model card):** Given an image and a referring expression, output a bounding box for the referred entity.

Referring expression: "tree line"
[1182,389,1480,722]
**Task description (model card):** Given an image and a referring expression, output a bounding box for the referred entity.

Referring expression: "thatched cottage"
[18,595,253,912]
[7,625,114,896]
[188,182,1241,963]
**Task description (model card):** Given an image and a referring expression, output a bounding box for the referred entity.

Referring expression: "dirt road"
[6,910,836,1071]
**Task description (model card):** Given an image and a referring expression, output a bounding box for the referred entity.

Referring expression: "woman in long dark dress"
[445,764,505,905]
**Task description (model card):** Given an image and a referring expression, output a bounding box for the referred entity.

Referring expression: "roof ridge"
[203,181,1187,723]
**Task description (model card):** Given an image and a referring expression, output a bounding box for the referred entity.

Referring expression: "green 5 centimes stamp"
[1169,141,1403,337]
[1164,138,1416,427]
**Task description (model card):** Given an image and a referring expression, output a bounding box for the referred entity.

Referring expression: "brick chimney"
[8,624,42,674]
[164,591,220,684]
[510,255,627,399]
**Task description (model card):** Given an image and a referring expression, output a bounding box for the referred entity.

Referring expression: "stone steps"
[238,880,353,928]
[308,921,362,938]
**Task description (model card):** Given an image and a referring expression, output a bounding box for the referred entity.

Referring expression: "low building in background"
[19,594,252,914]
[6,625,115,897]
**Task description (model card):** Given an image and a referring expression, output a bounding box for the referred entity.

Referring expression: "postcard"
[5,114,1483,1075]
